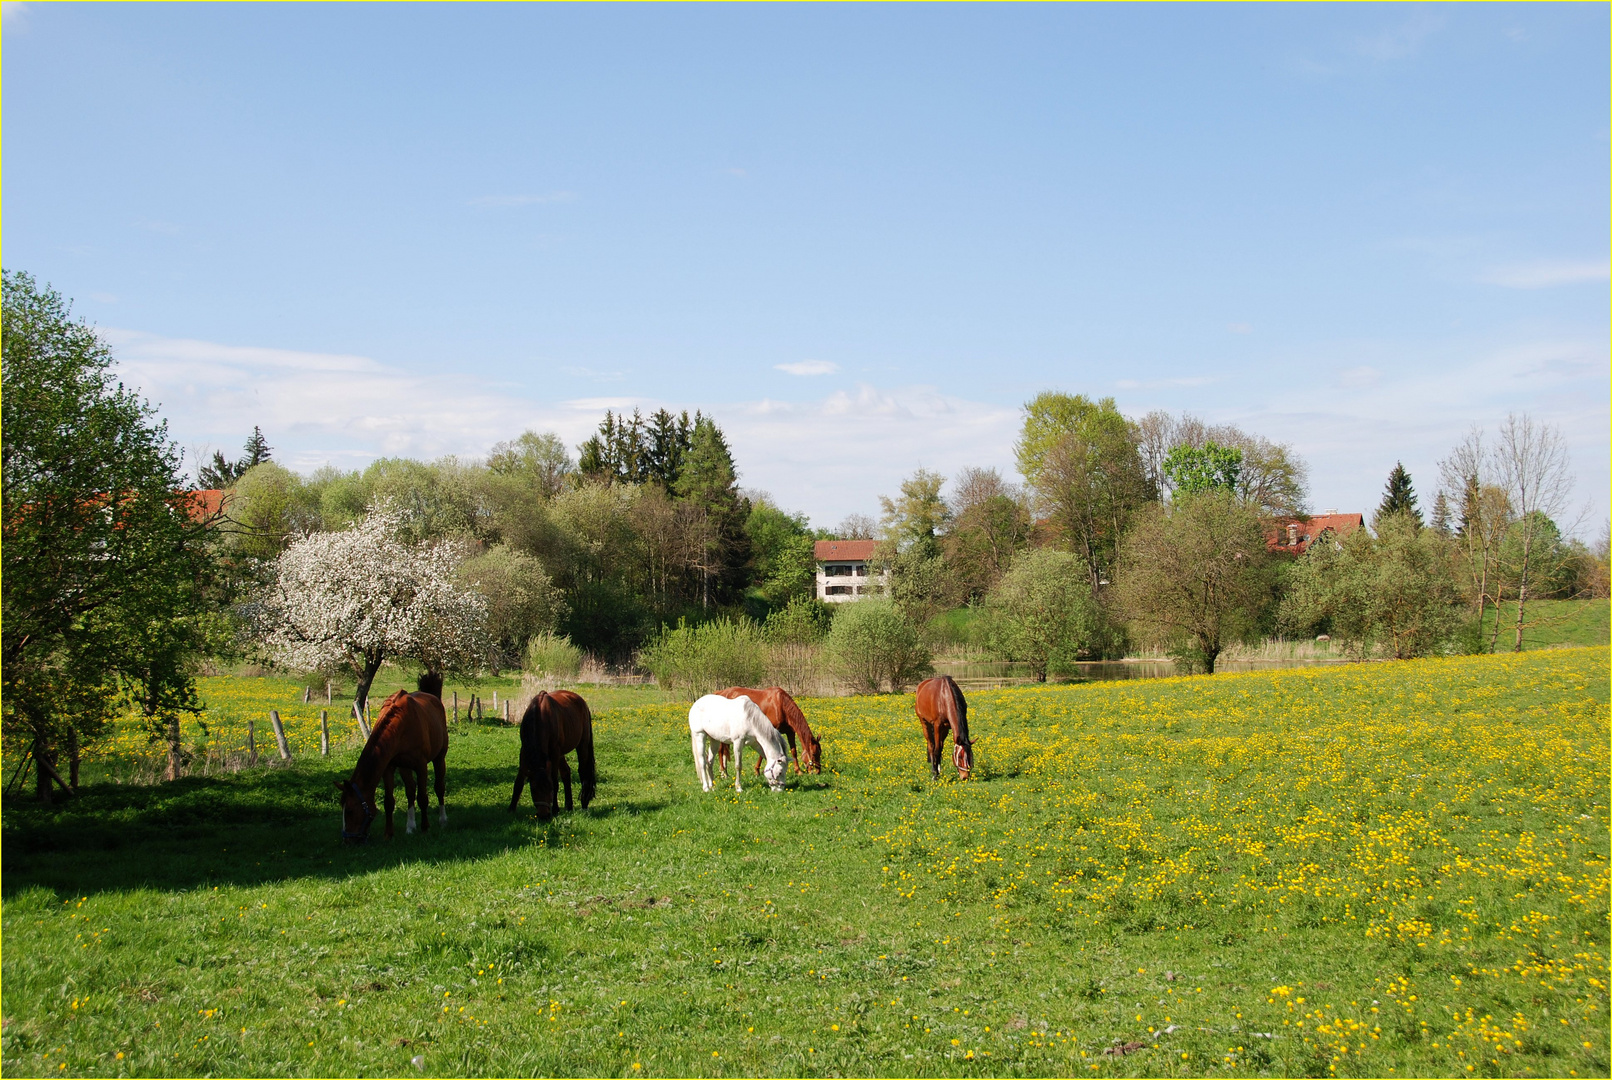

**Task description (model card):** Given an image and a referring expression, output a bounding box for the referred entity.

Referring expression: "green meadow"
[2,649,1607,1078]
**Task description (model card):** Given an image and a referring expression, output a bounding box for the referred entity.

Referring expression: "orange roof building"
[1267,512,1365,555]
[813,539,886,602]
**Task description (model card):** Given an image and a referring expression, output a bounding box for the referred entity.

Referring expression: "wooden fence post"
[504,699,511,724]
[493,690,498,711]
[320,710,330,756]
[452,691,458,722]
[302,686,311,705]
[354,701,371,740]
[268,710,292,760]
[325,679,332,704]
[247,720,257,766]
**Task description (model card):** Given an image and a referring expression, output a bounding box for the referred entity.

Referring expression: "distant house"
[813,540,888,602]
[1266,511,1365,555]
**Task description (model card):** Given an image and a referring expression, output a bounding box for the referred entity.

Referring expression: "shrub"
[524,631,583,679]
[826,599,932,694]
[640,617,768,698]
[982,549,1098,681]
[763,596,832,644]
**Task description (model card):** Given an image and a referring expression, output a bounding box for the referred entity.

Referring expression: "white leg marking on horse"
[406,806,417,834]
[439,804,447,825]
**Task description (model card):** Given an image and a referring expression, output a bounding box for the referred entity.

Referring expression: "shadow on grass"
[1,763,672,899]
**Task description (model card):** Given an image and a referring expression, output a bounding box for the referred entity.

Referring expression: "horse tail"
[577,703,597,807]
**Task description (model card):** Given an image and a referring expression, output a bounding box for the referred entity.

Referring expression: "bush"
[764,596,832,645]
[826,599,932,694]
[640,617,768,698]
[982,548,1098,681]
[524,631,583,679]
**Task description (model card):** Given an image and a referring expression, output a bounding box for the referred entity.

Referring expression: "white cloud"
[774,360,840,377]
[1355,12,1443,61]
[100,329,1019,526]
[2,3,28,27]
[1227,322,1253,335]
[467,192,575,207]
[1480,259,1611,289]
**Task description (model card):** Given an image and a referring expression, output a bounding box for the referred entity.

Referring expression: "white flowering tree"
[252,505,490,711]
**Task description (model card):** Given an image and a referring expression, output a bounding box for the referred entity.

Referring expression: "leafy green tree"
[878,469,950,559]
[1016,394,1152,589]
[2,271,218,791]
[745,497,817,608]
[982,549,1097,681]
[1114,492,1272,674]
[639,617,768,698]
[487,429,575,498]
[1163,442,1242,497]
[228,461,322,560]
[458,546,567,670]
[943,467,1030,601]
[1375,462,1423,529]
[826,599,932,694]
[1281,514,1459,659]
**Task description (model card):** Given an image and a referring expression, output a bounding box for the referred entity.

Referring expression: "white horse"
[688,694,788,793]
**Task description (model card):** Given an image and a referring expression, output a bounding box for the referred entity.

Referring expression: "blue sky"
[4,2,1607,530]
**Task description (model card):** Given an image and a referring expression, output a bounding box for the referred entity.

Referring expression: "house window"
[854,564,868,576]
[824,564,855,577]
[826,585,853,596]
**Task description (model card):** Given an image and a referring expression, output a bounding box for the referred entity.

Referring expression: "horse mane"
[417,671,444,698]
[353,690,410,782]
[942,676,970,746]
[780,690,814,742]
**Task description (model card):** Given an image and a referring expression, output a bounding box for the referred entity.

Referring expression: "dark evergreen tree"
[1430,491,1452,536]
[1376,462,1423,529]
[197,426,273,488]
[675,416,752,607]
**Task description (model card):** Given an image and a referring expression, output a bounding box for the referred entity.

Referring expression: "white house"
[813,540,888,602]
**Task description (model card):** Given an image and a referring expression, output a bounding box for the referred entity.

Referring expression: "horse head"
[804,732,824,774]
[952,736,974,780]
[336,777,377,842]
[763,745,788,792]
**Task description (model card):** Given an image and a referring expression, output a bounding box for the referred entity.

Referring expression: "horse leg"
[716,741,730,778]
[926,725,942,780]
[692,731,712,792]
[383,770,398,839]
[400,769,419,834]
[783,727,799,774]
[559,755,574,812]
[733,740,744,794]
[434,754,447,826]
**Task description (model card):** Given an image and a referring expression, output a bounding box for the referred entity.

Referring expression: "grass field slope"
[3,649,1607,1078]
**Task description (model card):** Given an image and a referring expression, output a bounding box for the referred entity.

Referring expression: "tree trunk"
[353,652,386,714]
[1201,644,1219,675]
[33,733,52,804]
[165,715,184,781]
[1512,527,1535,652]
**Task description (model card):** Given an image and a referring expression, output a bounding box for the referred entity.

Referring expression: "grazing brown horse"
[714,686,822,776]
[915,675,973,780]
[510,690,596,821]
[337,678,448,842]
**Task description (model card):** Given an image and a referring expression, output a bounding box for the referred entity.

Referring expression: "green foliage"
[878,469,950,559]
[888,550,952,627]
[1281,513,1461,659]
[763,596,833,645]
[459,547,566,670]
[486,430,575,498]
[1017,395,1151,588]
[639,617,768,698]
[523,631,584,679]
[982,549,1098,681]
[1162,441,1243,497]
[1375,461,1423,529]
[1115,492,1272,674]
[228,461,322,560]
[826,599,932,693]
[2,270,217,788]
[745,499,816,607]
[196,426,272,489]
[578,408,697,489]
[942,468,1031,601]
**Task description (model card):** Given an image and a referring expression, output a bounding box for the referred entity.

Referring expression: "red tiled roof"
[1267,512,1364,554]
[814,539,878,562]
[182,489,230,522]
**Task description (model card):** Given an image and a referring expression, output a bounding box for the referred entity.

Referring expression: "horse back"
[915,676,964,728]
[718,686,796,734]
[408,691,449,759]
[543,690,593,755]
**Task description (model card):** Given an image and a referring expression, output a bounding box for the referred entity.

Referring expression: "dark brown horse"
[337,678,448,841]
[510,690,596,821]
[915,675,973,780]
[714,686,821,776]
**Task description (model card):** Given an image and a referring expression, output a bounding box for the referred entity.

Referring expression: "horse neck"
[944,680,970,743]
[351,710,399,789]
[781,696,813,742]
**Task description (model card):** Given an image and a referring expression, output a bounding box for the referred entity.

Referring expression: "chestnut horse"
[714,686,822,776]
[509,690,596,821]
[337,677,448,841]
[915,675,974,780]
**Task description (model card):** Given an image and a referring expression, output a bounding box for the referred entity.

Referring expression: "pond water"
[932,657,1344,689]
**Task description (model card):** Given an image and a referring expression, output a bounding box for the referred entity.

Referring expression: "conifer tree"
[1376,462,1422,529]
